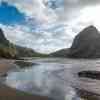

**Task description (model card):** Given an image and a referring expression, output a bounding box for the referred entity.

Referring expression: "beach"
[0,59,52,100]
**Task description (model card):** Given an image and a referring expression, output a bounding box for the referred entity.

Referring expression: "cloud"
[0,0,100,53]
[64,0,100,7]
[1,0,56,24]
[79,0,100,6]
[0,0,64,25]
[0,21,74,53]
[63,0,100,21]
[1,0,100,23]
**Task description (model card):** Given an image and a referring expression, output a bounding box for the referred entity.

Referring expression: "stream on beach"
[2,58,100,100]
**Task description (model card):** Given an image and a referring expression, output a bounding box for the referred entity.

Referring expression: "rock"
[0,28,16,58]
[0,73,8,77]
[78,71,100,80]
[0,28,9,45]
[68,25,100,58]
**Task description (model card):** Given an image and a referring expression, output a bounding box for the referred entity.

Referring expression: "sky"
[0,0,100,53]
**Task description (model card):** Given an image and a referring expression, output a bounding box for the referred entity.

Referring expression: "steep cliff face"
[69,25,100,58]
[0,28,16,58]
[0,28,9,45]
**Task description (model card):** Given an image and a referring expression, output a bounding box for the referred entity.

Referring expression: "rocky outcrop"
[0,28,9,45]
[78,71,100,80]
[68,25,100,58]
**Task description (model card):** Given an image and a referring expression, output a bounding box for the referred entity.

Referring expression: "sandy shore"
[0,59,52,100]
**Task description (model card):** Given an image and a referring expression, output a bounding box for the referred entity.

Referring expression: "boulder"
[78,71,100,80]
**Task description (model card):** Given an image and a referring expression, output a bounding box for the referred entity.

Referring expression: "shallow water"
[4,58,100,100]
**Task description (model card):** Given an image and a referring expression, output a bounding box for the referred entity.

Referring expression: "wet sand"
[1,58,100,100]
[0,59,52,100]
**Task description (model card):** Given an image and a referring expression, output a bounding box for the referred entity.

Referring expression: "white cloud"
[1,0,59,24]
[0,22,75,53]
[0,0,100,53]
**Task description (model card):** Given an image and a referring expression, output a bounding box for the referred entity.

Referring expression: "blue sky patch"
[45,0,64,9]
[0,1,26,25]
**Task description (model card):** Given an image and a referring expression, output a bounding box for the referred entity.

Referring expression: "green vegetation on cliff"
[0,28,47,59]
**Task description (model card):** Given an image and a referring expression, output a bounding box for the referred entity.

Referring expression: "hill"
[68,25,100,58]
[50,25,100,58]
[0,28,46,59]
[49,48,69,57]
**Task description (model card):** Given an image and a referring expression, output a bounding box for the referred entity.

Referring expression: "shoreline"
[0,59,52,100]
[1,58,100,100]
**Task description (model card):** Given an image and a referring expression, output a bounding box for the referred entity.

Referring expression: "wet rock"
[2,73,7,77]
[78,71,100,80]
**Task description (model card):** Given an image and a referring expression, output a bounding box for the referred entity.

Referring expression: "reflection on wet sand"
[4,58,100,100]
[15,60,38,68]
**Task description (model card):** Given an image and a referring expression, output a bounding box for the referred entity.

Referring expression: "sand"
[0,59,52,100]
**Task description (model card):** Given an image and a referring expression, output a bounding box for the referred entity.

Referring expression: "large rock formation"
[78,71,100,80]
[68,25,100,58]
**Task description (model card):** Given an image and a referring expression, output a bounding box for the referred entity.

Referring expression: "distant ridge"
[0,28,47,59]
[50,48,69,57]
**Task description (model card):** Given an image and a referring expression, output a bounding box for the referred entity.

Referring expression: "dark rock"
[0,73,8,77]
[0,29,8,45]
[68,25,100,58]
[78,71,100,80]
[0,28,16,58]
